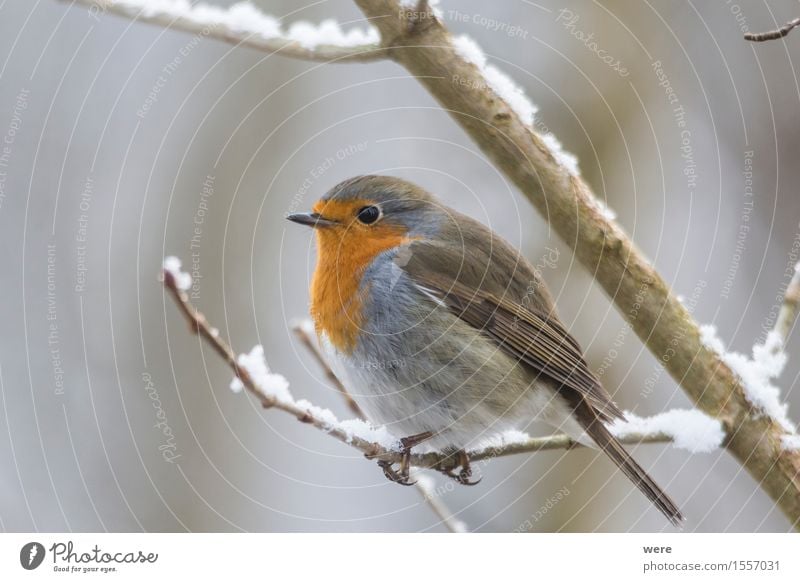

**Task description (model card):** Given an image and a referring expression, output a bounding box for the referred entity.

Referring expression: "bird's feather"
[400,238,624,422]
[400,236,683,525]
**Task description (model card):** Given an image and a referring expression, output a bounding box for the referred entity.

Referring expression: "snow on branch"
[162,256,192,291]
[69,1,582,176]
[451,34,580,176]
[610,410,724,454]
[699,326,795,434]
[699,262,800,450]
[67,0,386,62]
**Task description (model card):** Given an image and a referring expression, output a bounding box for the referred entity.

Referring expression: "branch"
[66,0,386,62]
[745,17,800,42]
[161,263,674,472]
[291,320,364,418]
[774,263,800,347]
[349,0,800,529]
[413,473,467,533]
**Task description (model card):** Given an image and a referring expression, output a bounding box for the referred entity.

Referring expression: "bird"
[287,175,683,526]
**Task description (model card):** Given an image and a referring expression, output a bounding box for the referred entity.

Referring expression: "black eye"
[356,205,381,224]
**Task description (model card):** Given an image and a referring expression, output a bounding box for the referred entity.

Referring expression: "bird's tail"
[576,403,684,526]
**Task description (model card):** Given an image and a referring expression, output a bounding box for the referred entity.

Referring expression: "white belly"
[318,332,586,451]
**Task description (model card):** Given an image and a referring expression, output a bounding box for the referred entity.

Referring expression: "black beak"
[286,212,337,228]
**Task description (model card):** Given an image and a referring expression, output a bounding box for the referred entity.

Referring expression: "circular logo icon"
[20,542,45,570]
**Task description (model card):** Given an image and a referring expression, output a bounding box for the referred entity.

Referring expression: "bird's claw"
[441,467,482,486]
[457,468,482,486]
[438,450,482,486]
[377,459,416,486]
[376,431,434,487]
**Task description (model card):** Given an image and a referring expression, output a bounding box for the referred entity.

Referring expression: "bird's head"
[286,175,444,251]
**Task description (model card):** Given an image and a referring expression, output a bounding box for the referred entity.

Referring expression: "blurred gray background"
[1,0,799,532]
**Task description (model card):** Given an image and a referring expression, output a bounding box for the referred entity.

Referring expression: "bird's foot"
[377,431,434,487]
[438,450,482,486]
[377,459,415,486]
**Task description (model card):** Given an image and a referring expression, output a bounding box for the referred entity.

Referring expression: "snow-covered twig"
[745,17,800,42]
[66,0,386,62]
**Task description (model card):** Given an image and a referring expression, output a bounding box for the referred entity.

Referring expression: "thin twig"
[412,472,467,533]
[291,320,364,418]
[745,17,800,42]
[291,318,467,533]
[162,268,673,471]
[773,263,800,347]
[65,0,386,62]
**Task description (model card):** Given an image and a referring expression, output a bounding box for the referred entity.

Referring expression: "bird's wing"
[400,240,624,422]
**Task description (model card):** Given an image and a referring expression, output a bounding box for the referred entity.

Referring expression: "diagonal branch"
[291,320,364,418]
[773,263,800,347]
[411,472,467,533]
[65,0,386,62]
[745,17,800,42]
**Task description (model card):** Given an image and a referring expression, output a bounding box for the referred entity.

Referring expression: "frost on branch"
[162,256,192,291]
[610,409,725,454]
[474,429,533,450]
[782,433,800,451]
[700,325,800,448]
[337,418,400,450]
[540,132,580,177]
[452,35,537,126]
[229,345,292,402]
[399,0,443,17]
[451,34,580,176]
[582,186,617,220]
[230,345,400,450]
[292,401,400,451]
[111,0,379,49]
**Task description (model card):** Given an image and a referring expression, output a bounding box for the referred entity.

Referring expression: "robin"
[288,175,683,526]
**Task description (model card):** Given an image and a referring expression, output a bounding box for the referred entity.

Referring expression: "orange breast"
[309,199,411,354]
